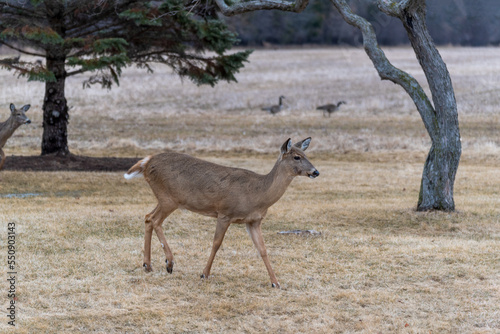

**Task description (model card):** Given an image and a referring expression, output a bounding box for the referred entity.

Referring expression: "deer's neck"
[260,159,294,207]
[0,118,20,148]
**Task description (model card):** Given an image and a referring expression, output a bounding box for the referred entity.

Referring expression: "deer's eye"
[293,156,301,161]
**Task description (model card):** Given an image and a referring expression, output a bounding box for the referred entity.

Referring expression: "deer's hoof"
[165,260,174,274]
[143,263,153,272]
[200,274,206,279]
[271,282,281,289]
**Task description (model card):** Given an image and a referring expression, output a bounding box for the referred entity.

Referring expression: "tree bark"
[214,0,309,15]
[42,55,70,156]
[42,1,70,156]
[396,2,461,211]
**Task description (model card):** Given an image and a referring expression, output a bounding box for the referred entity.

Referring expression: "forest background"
[224,0,499,46]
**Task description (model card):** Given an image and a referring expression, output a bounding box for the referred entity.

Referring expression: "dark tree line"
[224,0,500,46]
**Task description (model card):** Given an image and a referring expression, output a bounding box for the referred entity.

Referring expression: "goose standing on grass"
[262,96,285,115]
[316,101,346,117]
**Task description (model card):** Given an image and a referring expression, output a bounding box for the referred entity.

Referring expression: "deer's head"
[279,137,319,179]
[10,104,31,125]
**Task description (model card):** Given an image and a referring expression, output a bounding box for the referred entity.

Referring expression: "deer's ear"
[10,104,15,113]
[280,138,292,155]
[294,137,311,151]
[21,105,30,112]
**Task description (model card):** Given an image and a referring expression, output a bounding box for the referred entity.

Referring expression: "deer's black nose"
[26,119,31,124]
[309,170,319,179]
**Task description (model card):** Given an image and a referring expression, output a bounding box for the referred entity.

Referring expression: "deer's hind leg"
[143,205,159,272]
[143,200,177,273]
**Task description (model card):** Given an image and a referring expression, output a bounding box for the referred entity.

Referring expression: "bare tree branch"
[377,0,457,123]
[377,0,415,16]
[0,41,46,57]
[66,68,87,77]
[214,0,309,16]
[330,0,437,137]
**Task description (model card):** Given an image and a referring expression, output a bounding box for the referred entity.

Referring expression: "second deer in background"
[0,103,31,170]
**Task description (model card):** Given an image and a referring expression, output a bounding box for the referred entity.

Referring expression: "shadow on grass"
[3,154,140,172]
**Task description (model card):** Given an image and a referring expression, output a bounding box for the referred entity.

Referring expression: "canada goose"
[316,101,347,117]
[262,96,285,114]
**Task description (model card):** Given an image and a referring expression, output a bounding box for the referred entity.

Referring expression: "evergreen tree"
[0,0,250,155]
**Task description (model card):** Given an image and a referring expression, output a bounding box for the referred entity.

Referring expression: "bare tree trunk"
[382,1,461,211]
[42,2,70,156]
[42,55,70,156]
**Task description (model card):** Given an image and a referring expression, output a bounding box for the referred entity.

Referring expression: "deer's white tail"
[124,156,151,180]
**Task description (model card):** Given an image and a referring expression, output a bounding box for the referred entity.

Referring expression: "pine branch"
[65,0,136,32]
[2,0,250,89]
[0,57,55,82]
[0,41,46,57]
[69,21,128,39]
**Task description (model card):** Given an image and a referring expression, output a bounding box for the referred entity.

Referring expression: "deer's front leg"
[0,148,5,170]
[201,216,231,279]
[246,220,280,288]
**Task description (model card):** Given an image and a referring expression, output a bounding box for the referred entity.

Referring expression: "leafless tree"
[214,0,461,211]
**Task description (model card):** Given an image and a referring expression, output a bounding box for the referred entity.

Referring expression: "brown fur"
[0,149,5,170]
[0,104,31,170]
[125,138,319,288]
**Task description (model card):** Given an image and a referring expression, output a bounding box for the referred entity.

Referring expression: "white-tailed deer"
[0,104,31,170]
[124,138,319,288]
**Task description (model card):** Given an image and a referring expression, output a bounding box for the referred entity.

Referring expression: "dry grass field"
[1,47,499,333]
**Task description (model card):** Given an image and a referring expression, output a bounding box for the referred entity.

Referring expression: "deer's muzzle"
[308,170,320,179]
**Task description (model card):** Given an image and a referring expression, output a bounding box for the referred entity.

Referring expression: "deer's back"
[144,152,268,218]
